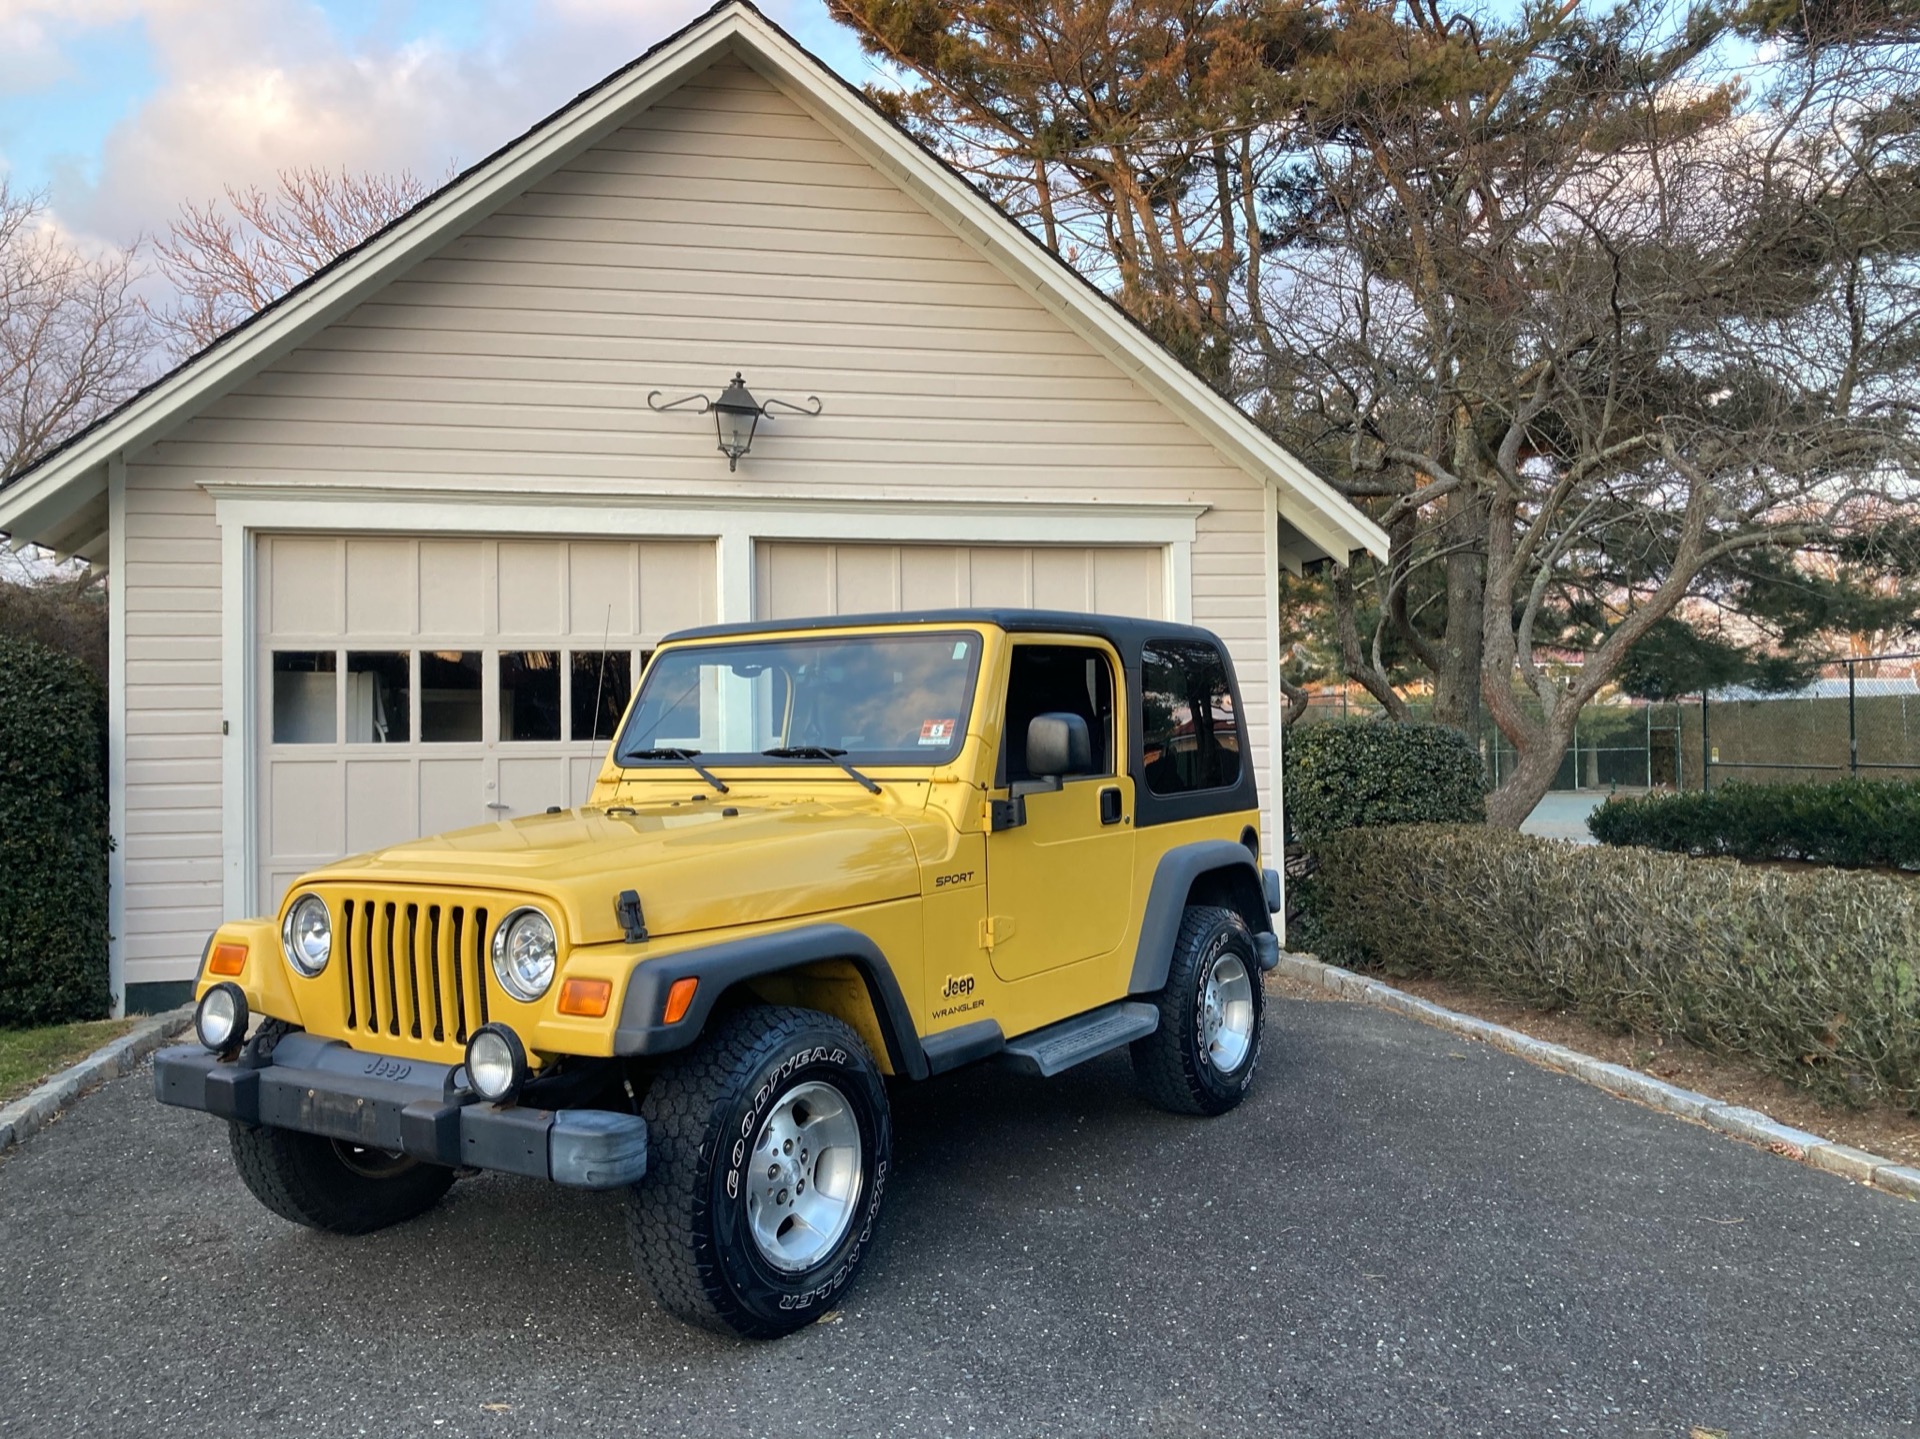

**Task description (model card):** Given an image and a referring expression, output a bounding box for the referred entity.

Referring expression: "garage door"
[255,535,715,909]
[755,543,1166,620]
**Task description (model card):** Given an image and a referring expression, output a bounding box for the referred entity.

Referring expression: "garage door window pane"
[346,652,409,743]
[421,651,483,742]
[500,651,562,742]
[272,652,337,744]
[570,651,632,743]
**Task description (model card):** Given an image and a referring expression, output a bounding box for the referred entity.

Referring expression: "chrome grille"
[340,896,490,1051]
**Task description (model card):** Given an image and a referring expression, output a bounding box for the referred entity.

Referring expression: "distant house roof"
[1710,676,1920,702]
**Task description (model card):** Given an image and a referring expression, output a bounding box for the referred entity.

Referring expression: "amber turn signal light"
[663,976,698,1025]
[208,942,248,976]
[557,977,613,1018]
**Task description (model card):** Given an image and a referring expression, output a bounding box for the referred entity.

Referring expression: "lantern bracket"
[647,373,823,471]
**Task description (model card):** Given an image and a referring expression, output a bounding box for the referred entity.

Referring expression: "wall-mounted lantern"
[647,372,822,471]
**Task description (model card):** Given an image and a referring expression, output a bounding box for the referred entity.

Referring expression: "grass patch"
[0,1018,137,1107]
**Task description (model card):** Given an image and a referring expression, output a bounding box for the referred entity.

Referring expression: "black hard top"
[660,608,1227,656]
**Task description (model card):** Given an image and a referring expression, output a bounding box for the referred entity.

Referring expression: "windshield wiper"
[620,747,729,794]
[760,746,881,794]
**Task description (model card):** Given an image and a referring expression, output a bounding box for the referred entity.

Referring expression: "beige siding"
[115,53,1274,986]
[120,464,224,989]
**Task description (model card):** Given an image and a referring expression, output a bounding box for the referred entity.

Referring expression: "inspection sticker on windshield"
[919,719,957,746]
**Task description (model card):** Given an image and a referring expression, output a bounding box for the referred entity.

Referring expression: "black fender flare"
[612,923,929,1080]
[1127,840,1275,996]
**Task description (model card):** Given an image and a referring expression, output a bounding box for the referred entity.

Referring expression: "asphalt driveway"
[1,994,1915,1439]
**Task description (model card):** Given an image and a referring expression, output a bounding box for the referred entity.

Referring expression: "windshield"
[613,631,982,768]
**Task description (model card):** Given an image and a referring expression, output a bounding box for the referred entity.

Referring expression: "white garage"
[0,3,1384,1011]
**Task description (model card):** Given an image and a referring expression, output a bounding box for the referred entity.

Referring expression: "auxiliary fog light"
[465,1023,529,1105]
[195,982,250,1054]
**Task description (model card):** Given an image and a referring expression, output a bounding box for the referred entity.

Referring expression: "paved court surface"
[1520,789,1622,844]
[1,995,1914,1438]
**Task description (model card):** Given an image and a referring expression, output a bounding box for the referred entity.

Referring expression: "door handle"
[485,802,510,811]
[1099,786,1123,825]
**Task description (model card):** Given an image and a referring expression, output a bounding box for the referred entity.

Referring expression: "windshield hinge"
[615,889,648,944]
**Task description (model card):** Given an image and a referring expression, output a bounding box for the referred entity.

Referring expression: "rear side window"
[1141,640,1242,795]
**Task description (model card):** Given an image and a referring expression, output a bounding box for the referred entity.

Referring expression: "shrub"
[1299,823,1920,1112]
[1589,779,1920,870]
[0,571,108,682]
[0,635,110,1026]
[1284,721,1486,845]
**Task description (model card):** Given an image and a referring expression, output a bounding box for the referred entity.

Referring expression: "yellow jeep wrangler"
[157,610,1279,1337]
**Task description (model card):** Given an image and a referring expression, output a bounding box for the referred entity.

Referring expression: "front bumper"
[154,1031,646,1190]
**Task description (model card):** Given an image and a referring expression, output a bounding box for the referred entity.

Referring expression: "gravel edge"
[1275,953,1920,1203]
[0,1006,195,1156]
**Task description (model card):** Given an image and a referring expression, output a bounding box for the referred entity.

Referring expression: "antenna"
[587,604,614,803]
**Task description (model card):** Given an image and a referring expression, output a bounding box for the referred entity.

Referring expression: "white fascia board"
[727,10,1390,563]
[0,13,758,527]
[0,461,107,543]
[205,482,1207,546]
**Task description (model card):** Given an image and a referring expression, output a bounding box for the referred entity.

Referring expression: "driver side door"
[984,640,1135,983]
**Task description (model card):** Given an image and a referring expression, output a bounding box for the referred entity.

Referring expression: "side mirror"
[1026,712,1092,778]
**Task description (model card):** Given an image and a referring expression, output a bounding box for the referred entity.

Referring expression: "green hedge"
[1299,823,1920,1112]
[0,636,110,1026]
[1284,721,1486,844]
[1589,778,1920,870]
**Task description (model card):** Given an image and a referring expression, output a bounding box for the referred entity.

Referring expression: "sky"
[0,0,880,253]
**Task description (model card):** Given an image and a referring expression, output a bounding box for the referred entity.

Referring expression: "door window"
[1002,644,1115,782]
[1141,640,1241,794]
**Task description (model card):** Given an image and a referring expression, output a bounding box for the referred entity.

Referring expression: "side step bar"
[1002,1001,1159,1079]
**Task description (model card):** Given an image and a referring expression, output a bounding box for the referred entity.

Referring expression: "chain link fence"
[1294,652,1920,793]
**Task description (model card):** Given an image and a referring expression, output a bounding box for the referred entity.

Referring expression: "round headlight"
[281,893,331,977]
[195,981,249,1053]
[465,1023,528,1105]
[490,907,557,1001]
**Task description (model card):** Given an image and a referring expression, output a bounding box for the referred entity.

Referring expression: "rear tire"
[627,1006,891,1339]
[228,1122,454,1235]
[1132,904,1265,1116]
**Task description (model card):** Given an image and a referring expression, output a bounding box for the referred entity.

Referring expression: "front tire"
[228,1122,454,1235]
[627,1006,892,1339]
[1131,905,1265,1116]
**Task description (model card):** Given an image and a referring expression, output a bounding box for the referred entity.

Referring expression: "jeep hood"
[305,799,919,946]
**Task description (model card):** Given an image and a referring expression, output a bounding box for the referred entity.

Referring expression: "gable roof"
[0,0,1387,566]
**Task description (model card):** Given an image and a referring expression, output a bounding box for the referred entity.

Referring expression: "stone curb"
[0,1006,195,1156]
[1273,952,1920,1203]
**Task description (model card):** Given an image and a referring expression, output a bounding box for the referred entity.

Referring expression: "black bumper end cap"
[155,1045,261,1124]
[1253,932,1280,972]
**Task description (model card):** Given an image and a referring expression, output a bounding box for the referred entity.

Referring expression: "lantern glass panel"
[716,406,758,458]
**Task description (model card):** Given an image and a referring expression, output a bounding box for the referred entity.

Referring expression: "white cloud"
[16,0,824,248]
